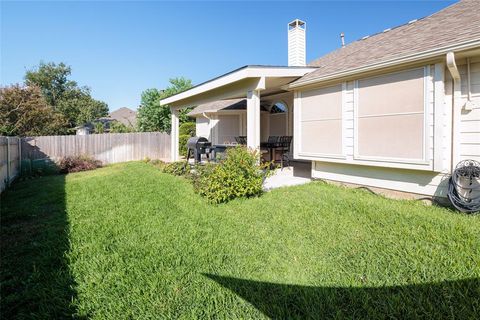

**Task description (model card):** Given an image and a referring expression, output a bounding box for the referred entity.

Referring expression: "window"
[270,102,287,114]
[270,101,288,136]
[299,84,343,156]
[217,115,240,144]
[355,67,426,162]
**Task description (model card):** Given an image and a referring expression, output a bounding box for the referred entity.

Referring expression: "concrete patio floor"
[263,162,311,190]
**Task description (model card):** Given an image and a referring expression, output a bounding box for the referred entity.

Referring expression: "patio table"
[209,144,238,160]
[260,142,278,164]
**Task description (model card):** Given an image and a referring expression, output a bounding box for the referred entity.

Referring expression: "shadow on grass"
[204,273,480,319]
[0,174,78,318]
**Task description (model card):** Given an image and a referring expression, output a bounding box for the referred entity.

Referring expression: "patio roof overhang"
[160,65,316,109]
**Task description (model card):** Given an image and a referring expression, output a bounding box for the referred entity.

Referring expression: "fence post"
[6,137,10,185]
[18,137,22,175]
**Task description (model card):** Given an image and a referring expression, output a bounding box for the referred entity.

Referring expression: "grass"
[1,161,479,319]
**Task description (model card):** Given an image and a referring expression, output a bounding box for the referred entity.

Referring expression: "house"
[109,107,137,128]
[75,117,116,135]
[160,0,480,200]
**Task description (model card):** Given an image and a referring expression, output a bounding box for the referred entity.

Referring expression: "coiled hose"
[448,159,480,213]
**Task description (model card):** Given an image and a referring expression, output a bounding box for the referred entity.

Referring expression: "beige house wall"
[195,117,211,140]
[298,55,480,198]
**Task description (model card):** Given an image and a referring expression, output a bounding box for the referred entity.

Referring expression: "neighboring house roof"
[109,107,137,127]
[293,0,480,87]
[188,99,269,117]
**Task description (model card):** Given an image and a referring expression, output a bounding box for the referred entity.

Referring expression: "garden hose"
[448,159,480,213]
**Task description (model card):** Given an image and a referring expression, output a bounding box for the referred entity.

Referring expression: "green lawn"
[1,162,479,319]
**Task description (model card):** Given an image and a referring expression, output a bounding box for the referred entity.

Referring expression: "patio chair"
[275,136,293,169]
[235,136,247,145]
[260,136,279,163]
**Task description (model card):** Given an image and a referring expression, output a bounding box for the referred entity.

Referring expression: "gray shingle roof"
[109,107,137,127]
[295,0,480,86]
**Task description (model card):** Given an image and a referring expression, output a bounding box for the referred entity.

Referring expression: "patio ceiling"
[160,65,316,108]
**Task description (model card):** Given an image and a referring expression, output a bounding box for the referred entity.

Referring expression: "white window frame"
[353,66,430,165]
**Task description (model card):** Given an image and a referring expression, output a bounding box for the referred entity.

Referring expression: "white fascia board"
[160,66,315,106]
[289,39,480,89]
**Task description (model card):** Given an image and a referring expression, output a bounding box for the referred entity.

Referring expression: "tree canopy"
[23,61,109,130]
[0,85,67,136]
[137,77,193,133]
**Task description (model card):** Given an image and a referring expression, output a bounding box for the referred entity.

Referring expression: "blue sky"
[1,0,455,111]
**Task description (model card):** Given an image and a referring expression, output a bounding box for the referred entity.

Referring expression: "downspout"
[446,52,461,172]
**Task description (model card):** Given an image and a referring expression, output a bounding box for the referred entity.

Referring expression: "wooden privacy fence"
[21,132,171,164]
[0,137,21,193]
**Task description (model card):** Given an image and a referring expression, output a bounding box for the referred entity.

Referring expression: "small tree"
[137,77,194,133]
[110,121,133,133]
[94,122,105,134]
[0,84,67,136]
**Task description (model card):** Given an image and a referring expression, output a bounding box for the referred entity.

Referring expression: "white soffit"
[160,65,316,106]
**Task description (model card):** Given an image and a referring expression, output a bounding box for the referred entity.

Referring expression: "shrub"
[58,155,102,173]
[179,134,191,157]
[193,147,269,204]
[162,161,189,176]
[179,122,196,136]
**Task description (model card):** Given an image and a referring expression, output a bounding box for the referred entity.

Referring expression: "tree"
[56,87,109,128]
[0,85,67,136]
[110,121,133,133]
[94,122,105,134]
[25,62,77,107]
[24,61,109,131]
[137,77,193,133]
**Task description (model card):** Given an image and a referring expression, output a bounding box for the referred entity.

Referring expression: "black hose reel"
[448,159,480,213]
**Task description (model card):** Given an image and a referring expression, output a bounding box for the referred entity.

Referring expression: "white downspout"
[446,52,461,172]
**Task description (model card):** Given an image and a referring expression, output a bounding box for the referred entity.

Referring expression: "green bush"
[179,122,196,136]
[179,134,190,157]
[162,161,189,176]
[193,147,269,204]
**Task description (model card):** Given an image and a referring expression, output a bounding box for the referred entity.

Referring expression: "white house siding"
[195,116,211,139]
[459,59,480,163]
[299,63,466,198]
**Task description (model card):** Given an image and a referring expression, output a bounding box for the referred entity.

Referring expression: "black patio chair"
[275,136,293,169]
[235,136,247,145]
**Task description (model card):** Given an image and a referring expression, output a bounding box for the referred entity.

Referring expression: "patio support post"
[246,89,261,151]
[171,108,180,162]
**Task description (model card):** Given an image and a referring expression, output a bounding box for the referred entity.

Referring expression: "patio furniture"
[260,136,280,164]
[235,136,247,145]
[210,143,238,161]
[275,136,293,169]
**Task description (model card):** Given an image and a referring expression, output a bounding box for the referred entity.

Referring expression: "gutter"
[289,39,480,89]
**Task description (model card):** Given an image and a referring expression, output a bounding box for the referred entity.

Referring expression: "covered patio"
[160,65,315,162]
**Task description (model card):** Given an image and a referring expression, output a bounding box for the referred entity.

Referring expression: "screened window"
[299,84,343,156]
[356,68,425,161]
[217,115,239,144]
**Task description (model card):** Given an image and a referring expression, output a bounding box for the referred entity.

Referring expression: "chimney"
[288,19,306,66]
